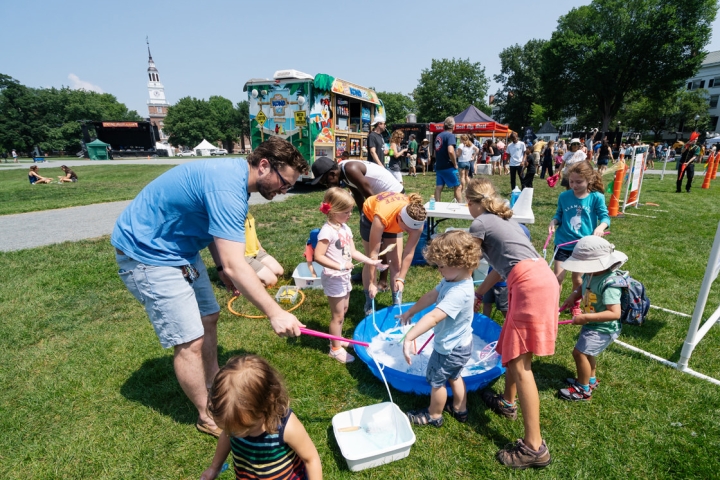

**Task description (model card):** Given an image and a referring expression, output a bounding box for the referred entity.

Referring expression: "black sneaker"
[481,390,518,420]
[558,384,592,401]
[496,439,552,469]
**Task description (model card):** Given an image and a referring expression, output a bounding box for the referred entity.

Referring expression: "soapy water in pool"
[367,325,499,377]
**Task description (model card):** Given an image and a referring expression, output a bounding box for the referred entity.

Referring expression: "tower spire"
[146,36,152,61]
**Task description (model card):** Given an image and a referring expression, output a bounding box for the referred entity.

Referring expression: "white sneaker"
[329,347,355,363]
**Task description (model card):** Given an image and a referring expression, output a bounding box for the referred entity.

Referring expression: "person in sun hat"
[556,235,628,402]
[558,138,587,189]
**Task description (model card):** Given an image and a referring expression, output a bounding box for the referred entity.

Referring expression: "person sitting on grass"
[243,212,284,287]
[399,230,480,427]
[28,165,53,184]
[556,236,627,401]
[201,355,322,480]
[58,165,78,183]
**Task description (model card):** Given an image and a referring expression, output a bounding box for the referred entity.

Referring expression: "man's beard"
[256,175,278,200]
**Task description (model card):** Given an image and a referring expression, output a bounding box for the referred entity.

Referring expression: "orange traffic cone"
[608,163,626,217]
[711,152,720,180]
[701,152,714,189]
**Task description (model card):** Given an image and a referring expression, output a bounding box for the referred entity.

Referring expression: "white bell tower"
[146,37,170,142]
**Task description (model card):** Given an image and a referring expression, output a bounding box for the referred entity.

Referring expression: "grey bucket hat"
[562,236,627,273]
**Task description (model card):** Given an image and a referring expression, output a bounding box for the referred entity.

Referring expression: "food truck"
[244,70,385,181]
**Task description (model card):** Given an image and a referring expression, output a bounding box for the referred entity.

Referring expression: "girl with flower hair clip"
[314,187,386,363]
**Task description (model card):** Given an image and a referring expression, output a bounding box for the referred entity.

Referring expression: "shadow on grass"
[619,316,665,342]
[120,346,248,424]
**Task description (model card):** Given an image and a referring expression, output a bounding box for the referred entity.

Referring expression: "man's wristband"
[216,266,223,272]
[396,278,405,283]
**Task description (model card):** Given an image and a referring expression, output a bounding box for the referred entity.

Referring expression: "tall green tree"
[493,40,547,131]
[234,100,250,151]
[208,95,240,151]
[541,0,718,133]
[0,74,141,154]
[376,91,415,127]
[414,58,489,123]
[164,97,221,148]
[618,88,710,140]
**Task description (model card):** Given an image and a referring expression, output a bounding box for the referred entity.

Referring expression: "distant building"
[145,40,170,142]
[685,50,720,135]
[536,120,559,142]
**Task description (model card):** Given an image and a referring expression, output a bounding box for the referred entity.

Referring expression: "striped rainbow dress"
[230,410,307,480]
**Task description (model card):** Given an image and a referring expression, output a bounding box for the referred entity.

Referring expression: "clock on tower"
[145,38,170,142]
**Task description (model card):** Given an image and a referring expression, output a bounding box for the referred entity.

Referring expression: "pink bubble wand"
[299,327,370,347]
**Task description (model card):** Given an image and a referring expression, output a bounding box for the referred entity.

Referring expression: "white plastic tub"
[332,402,416,472]
[291,262,324,289]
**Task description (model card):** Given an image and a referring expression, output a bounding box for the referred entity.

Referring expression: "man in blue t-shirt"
[111,136,308,438]
[434,116,462,202]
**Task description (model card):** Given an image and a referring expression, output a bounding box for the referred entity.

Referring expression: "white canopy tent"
[194,139,218,156]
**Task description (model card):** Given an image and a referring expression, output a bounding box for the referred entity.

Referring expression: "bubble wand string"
[416,333,434,354]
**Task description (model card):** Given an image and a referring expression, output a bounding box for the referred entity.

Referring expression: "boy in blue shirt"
[556,236,628,401]
[399,231,480,427]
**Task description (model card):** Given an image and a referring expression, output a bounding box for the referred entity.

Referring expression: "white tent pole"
[677,221,720,370]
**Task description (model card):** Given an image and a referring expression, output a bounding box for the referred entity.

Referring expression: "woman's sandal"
[444,401,469,423]
[406,408,444,427]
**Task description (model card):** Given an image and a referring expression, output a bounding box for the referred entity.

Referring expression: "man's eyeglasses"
[269,162,294,192]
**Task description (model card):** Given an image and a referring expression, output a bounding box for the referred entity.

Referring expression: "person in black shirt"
[367,115,386,167]
[677,139,700,193]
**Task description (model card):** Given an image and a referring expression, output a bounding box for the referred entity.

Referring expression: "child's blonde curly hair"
[423,230,480,271]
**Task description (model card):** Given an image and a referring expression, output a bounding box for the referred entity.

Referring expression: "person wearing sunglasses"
[111,136,308,438]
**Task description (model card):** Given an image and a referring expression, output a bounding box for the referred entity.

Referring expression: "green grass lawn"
[1,168,719,479]
[0,165,173,215]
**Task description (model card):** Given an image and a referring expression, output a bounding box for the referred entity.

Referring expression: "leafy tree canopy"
[163,96,221,148]
[493,40,547,131]
[414,58,489,123]
[0,74,141,154]
[541,0,718,132]
[376,91,415,128]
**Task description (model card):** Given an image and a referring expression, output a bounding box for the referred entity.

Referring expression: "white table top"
[423,201,534,224]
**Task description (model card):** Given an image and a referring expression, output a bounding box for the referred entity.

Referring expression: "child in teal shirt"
[556,236,628,401]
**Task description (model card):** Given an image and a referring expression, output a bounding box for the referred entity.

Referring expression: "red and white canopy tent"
[428,105,510,137]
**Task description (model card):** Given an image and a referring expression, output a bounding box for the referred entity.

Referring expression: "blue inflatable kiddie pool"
[353,303,505,396]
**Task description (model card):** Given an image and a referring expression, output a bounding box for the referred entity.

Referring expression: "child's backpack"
[600,271,650,326]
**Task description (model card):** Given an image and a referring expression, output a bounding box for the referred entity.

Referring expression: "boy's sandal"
[196,420,222,438]
[444,401,469,423]
[406,409,444,427]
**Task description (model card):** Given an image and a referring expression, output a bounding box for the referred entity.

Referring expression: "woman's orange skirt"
[496,258,559,366]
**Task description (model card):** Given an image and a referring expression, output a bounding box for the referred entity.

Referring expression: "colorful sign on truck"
[245,70,384,180]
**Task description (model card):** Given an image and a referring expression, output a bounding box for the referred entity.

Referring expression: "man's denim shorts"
[575,328,619,357]
[116,252,220,348]
[426,340,473,388]
[436,168,461,187]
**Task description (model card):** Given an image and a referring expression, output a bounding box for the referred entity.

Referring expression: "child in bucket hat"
[556,236,628,401]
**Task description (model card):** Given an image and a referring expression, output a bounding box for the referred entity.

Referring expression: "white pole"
[614,340,720,386]
[621,147,635,214]
[633,148,647,209]
[677,221,720,370]
[649,304,692,318]
[660,148,670,180]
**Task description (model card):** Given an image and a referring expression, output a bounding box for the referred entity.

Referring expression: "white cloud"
[68,74,103,93]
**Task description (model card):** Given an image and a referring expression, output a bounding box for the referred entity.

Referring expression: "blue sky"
[2,0,720,117]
